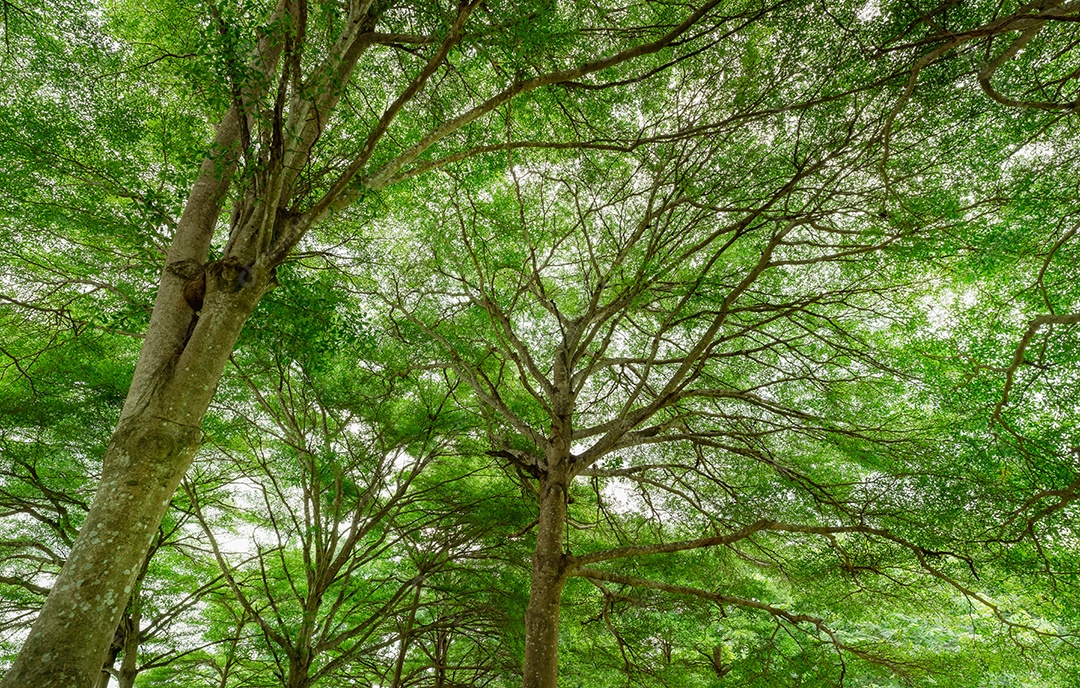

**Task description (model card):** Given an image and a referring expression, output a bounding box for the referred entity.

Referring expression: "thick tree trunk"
[1,439,195,686]
[1,277,268,687]
[522,467,569,688]
[1,7,289,681]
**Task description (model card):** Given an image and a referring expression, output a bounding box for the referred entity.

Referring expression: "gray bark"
[522,448,570,688]
[1,124,272,688]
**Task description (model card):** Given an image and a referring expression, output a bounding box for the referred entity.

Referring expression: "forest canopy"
[0,0,1079,687]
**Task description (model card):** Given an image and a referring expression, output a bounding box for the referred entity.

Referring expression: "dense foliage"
[1,0,1079,686]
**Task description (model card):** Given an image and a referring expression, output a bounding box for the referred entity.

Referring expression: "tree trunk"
[433,627,450,688]
[117,608,140,688]
[522,466,569,688]
[1,273,269,687]
[2,10,286,681]
[390,582,424,688]
[94,636,120,688]
[286,656,311,688]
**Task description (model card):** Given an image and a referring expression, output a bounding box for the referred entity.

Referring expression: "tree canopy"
[1,0,1079,687]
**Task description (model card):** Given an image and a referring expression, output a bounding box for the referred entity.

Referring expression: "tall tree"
[375,116,1080,685]
[3,1,1080,686]
[1,0,815,683]
[0,326,224,688]
[183,283,511,688]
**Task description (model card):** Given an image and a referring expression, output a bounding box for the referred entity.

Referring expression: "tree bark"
[286,655,311,688]
[1,275,269,687]
[116,607,139,688]
[521,465,569,688]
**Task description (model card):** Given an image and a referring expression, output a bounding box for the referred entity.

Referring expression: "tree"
[1,0,819,683]
[374,116,1079,685]
[182,280,518,688]
[3,0,1080,686]
[0,328,224,688]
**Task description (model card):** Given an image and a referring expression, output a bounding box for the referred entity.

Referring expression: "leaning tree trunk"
[1,114,277,688]
[0,7,287,680]
[1,265,270,686]
[522,462,570,688]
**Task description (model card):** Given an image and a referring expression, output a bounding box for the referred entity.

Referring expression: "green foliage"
[3,0,1080,686]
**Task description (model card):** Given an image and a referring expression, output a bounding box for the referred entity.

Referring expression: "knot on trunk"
[108,418,201,475]
[134,424,176,462]
[208,257,255,294]
[194,257,277,303]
